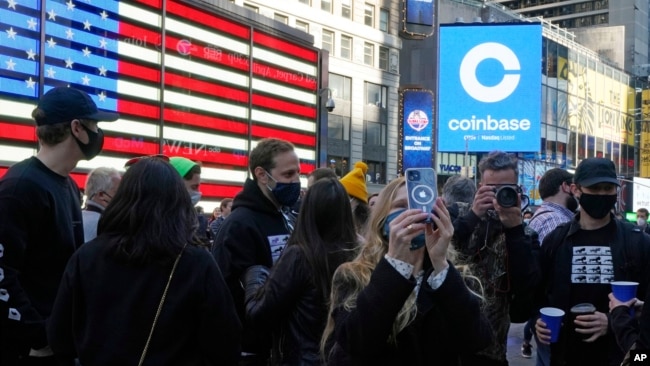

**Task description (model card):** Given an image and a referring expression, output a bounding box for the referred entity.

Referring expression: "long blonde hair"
[320,177,484,358]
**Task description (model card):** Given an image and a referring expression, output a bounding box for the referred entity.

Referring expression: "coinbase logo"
[459,42,520,103]
[437,23,542,153]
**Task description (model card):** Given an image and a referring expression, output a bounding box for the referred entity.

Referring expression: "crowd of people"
[2,87,650,366]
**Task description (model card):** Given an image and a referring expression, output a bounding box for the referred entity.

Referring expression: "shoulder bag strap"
[138,244,187,366]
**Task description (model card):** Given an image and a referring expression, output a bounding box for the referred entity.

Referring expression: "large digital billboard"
[438,23,542,152]
[0,0,320,211]
[399,89,434,171]
[406,0,434,26]
[633,177,650,212]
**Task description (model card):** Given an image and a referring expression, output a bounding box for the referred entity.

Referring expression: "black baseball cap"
[34,87,119,126]
[574,158,620,187]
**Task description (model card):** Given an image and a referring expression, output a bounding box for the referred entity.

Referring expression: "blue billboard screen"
[405,0,434,26]
[402,90,434,170]
[437,23,542,152]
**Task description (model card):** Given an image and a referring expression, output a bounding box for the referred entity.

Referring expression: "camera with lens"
[494,185,521,208]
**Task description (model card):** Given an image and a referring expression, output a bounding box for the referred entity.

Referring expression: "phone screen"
[405,168,437,219]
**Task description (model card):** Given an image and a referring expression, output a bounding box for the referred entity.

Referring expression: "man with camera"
[449,150,540,366]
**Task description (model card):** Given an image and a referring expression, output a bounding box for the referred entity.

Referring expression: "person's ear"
[561,181,570,194]
[254,166,267,182]
[70,119,86,141]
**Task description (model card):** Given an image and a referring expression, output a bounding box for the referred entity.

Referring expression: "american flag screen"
[0,0,320,205]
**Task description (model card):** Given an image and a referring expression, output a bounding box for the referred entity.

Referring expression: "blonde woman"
[321,177,491,365]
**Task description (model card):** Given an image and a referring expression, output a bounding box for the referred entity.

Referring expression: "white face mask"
[638,218,646,226]
[190,191,202,206]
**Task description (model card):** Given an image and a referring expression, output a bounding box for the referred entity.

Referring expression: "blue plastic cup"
[611,281,639,315]
[540,307,565,343]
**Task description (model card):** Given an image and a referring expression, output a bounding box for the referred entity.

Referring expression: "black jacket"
[212,178,294,355]
[326,259,492,366]
[538,215,650,366]
[47,237,241,365]
[449,203,540,364]
[244,245,330,365]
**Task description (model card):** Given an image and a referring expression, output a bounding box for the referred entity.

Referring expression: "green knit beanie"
[169,157,197,178]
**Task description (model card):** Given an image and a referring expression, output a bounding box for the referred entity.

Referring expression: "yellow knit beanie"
[340,161,368,204]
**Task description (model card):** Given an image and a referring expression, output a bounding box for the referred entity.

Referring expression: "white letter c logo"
[459,42,520,103]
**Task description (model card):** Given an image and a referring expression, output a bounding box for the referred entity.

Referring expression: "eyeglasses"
[124,154,170,168]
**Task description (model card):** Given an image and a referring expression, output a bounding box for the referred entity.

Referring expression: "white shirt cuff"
[427,266,449,290]
[384,254,414,279]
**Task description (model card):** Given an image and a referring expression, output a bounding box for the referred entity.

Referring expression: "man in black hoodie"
[212,138,301,366]
[0,87,118,365]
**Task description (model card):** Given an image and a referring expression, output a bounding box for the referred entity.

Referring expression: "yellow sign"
[566,60,633,145]
[641,89,650,177]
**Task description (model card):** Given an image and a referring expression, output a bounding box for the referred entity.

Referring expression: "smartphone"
[405,167,437,221]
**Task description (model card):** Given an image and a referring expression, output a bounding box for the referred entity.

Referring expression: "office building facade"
[231,0,403,185]
[491,0,650,76]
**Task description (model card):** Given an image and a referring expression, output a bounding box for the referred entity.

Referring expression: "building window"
[295,20,309,33]
[366,161,386,184]
[243,3,258,13]
[340,35,352,60]
[330,73,352,101]
[363,42,374,66]
[298,0,311,4]
[364,120,386,146]
[322,29,334,55]
[379,8,389,32]
[364,3,374,27]
[379,47,389,71]
[321,0,332,13]
[274,14,288,24]
[328,115,351,141]
[365,82,387,108]
[341,0,351,19]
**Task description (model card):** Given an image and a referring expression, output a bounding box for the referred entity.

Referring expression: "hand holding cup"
[538,307,565,344]
[611,281,639,316]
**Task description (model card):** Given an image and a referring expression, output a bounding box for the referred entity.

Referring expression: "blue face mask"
[190,191,201,206]
[383,209,426,250]
[266,172,301,207]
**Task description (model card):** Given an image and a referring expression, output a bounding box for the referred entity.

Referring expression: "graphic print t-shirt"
[566,219,617,366]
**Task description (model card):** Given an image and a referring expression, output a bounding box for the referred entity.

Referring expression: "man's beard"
[565,194,579,213]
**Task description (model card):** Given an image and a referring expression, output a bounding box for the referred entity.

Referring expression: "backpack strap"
[527,210,553,227]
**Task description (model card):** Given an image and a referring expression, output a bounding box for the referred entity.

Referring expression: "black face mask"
[578,192,617,219]
[74,123,104,160]
[565,193,579,213]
